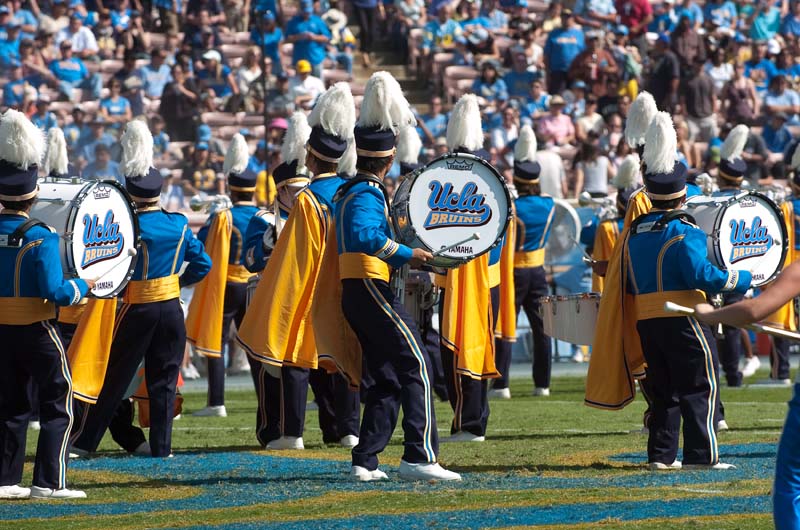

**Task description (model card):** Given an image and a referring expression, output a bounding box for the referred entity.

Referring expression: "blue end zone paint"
[0,443,775,526]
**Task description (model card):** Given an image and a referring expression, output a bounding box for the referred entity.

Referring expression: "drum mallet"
[664,301,800,341]
[432,232,481,257]
[91,248,138,283]
[567,235,596,265]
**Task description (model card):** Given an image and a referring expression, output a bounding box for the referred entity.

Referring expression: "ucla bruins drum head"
[32,179,140,298]
[393,153,511,268]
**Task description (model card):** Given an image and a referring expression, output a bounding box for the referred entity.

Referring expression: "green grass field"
[8,372,792,529]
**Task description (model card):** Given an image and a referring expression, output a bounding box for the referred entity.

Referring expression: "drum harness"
[0,218,48,248]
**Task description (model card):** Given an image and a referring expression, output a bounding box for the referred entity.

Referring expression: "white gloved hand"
[262,224,276,251]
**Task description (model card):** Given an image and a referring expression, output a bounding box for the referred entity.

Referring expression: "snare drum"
[31,179,139,298]
[684,191,787,287]
[402,271,439,326]
[392,152,512,268]
[539,293,600,345]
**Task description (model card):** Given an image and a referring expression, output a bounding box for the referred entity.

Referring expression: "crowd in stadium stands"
[2,0,800,208]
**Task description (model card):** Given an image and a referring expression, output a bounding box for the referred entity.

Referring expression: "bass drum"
[545,198,581,266]
[30,179,140,298]
[684,191,787,287]
[392,152,512,268]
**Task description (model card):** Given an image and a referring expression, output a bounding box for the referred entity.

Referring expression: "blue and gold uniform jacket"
[686,181,702,197]
[625,210,751,320]
[243,209,279,273]
[514,194,555,268]
[335,174,413,282]
[0,211,90,325]
[124,207,211,304]
[199,202,260,283]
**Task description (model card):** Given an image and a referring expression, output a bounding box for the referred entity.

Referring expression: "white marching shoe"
[28,420,41,431]
[192,405,227,417]
[398,460,462,482]
[741,356,761,378]
[489,388,511,400]
[339,435,359,448]
[69,447,89,459]
[442,431,485,443]
[0,485,30,499]
[683,462,737,471]
[350,466,388,482]
[716,420,730,432]
[266,436,304,450]
[533,387,550,397]
[30,486,86,499]
[648,460,682,471]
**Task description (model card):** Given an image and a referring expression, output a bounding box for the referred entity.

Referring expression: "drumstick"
[91,248,138,283]
[432,232,481,257]
[664,301,800,341]
[567,235,595,263]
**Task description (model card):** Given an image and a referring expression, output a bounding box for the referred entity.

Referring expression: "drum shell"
[392,152,512,269]
[30,179,140,298]
[538,293,600,346]
[246,275,260,307]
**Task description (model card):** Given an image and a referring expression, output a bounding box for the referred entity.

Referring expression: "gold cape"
[66,298,117,404]
[765,200,797,330]
[186,210,232,358]
[495,211,517,342]
[591,219,621,293]
[236,189,324,369]
[441,253,499,380]
[584,188,650,410]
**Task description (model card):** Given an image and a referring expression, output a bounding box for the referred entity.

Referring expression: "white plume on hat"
[514,125,537,163]
[337,138,357,176]
[358,71,416,133]
[396,125,422,164]
[281,112,312,168]
[642,112,677,175]
[223,133,250,176]
[612,153,641,188]
[447,94,483,152]
[308,82,356,141]
[720,124,749,162]
[120,119,154,178]
[44,127,69,176]
[0,109,45,170]
[625,91,657,149]
[791,143,800,170]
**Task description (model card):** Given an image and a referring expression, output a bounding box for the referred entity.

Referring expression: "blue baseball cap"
[197,124,212,142]
[300,0,313,13]
[614,24,628,36]
[257,139,267,150]
[0,6,9,13]
[657,33,670,45]
[262,10,275,22]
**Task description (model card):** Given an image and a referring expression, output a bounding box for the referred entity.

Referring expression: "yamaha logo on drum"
[423,180,492,230]
[93,185,112,200]
[445,159,474,171]
[729,216,773,264]
[81,209,124,267]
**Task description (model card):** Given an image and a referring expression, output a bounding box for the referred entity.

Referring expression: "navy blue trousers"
[207,281,248,407]
[513,266,552,389]
[73,299,185,457]
[440,286,496,437]
[772,337,792,381]
[637,317,720,466]
[718,292,745,387]
[342,278,438,470]
[247,356,309,445]
[419,304,449,402]
[61,323,146,454]
[309,369,360,443]
[0,320,72,489]
[492,339,514,390]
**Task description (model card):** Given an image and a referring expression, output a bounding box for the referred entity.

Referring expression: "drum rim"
[68,179,141,299]
[392,151,513,268]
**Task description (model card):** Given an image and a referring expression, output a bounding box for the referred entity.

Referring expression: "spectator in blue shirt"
[0,23,21,67]
[675,0,703,29]
[285,0,331,77]
[504,49,538,99]
[750,2,781,40]
[247,140,269,174]
[704,0,737,31]
[574,0,616,29]
[745,41,777,94]
[110,0,132,32]
[251,10,283,75]
[64,106,90,154]
[416,95,448,147]
[150,116,170,158]
[50,40,102,102]
[31,98,58,131]
[482,0,509,31]
[764,75,800,125]
[8,3,37,41]
[99,78,132,129]
[154,0,182,34]
[79,121,116,165]
[197,49,239,109]
[83,144,123,183]
[782,1,800,39]
[763,112,793,154]
[420,3,461,80]
[543,9,585,94]
[521,78,550,123]
[472,61,508,116]
[2,60,27,107]
[139,48,172,99]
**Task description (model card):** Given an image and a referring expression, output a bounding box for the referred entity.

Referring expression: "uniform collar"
[356,170,382,181]
[0,210,29,218]
[137,205,161,213]
[312,172,337,181]
[233,201,256,206]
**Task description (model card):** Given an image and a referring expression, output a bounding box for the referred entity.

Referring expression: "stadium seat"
[323,69,351,84]
[100,59,124,73]
[221,43,251,59]
[239,113,266,127]
[201,111,238,127]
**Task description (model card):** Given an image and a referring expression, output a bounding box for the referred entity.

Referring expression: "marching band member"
[625,112,750,470]
[0,109,91,500]
[693,261,800,528]
[72,120,211,458]
[334,71,459,481]
[766,145,800,385]
[712,125,753,388]
[188,134,262,418]
[437,94,499,442]
[507,125,555,396]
